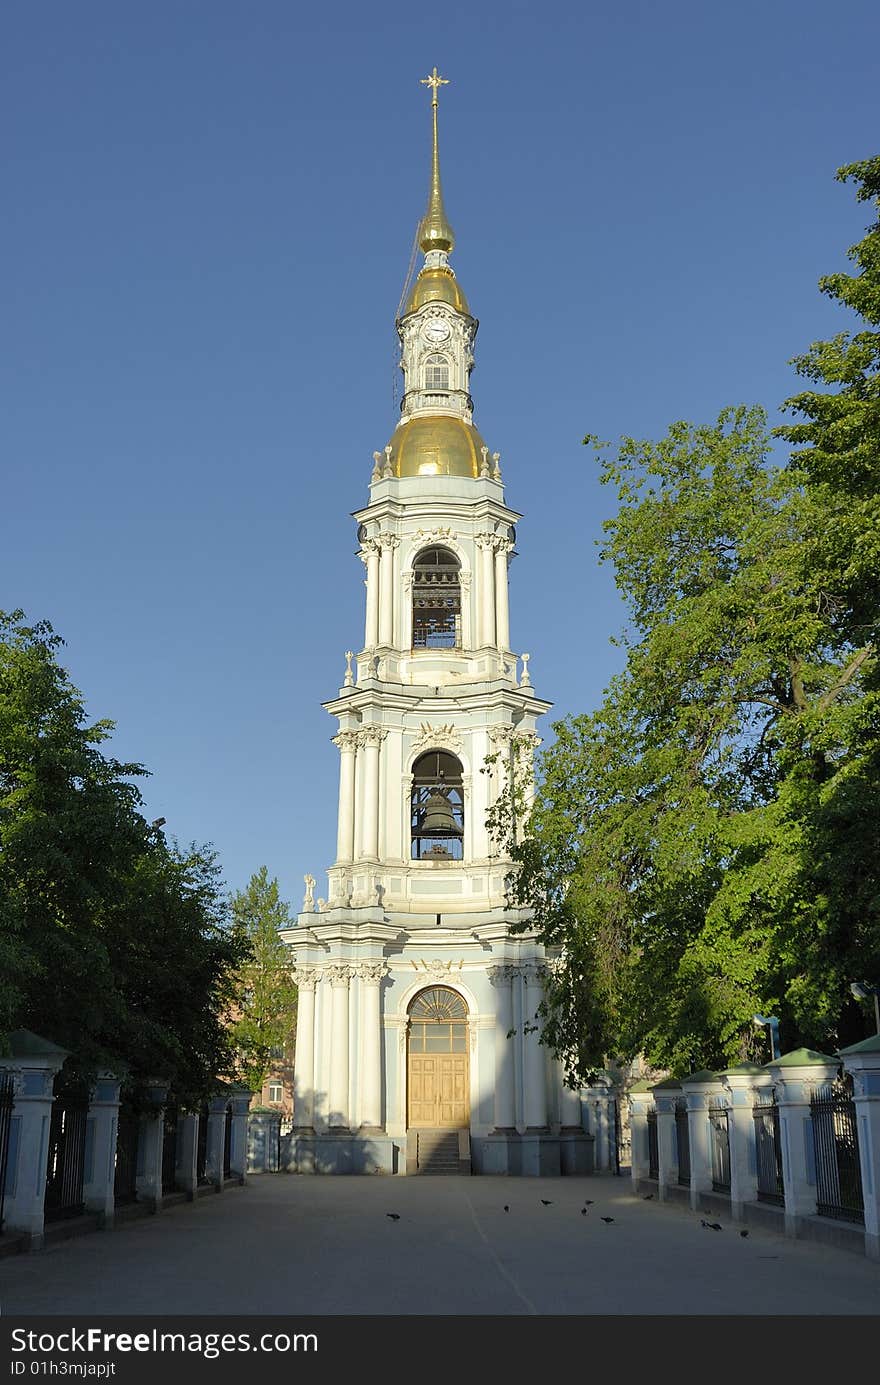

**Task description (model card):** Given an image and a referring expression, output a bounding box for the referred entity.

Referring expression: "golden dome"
[387,415,487,478]
[404,266,470,316]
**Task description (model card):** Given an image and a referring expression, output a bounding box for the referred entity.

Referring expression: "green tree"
[0,609,247,1101]
[228,867,297,1092]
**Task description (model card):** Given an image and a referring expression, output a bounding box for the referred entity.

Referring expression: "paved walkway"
[2,1176,878,1315]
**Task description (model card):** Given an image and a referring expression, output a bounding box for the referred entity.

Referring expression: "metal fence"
[0,1073,14,1231]
[114,1108,140,1205]
[161,1107,178,1194]
[45,1088,89,1222]
[674,1100,691,1186]
[709,1103,731,1192]
[753,1098,784,1205]
[647,1109,659,1179]
[810,1085,864,1224]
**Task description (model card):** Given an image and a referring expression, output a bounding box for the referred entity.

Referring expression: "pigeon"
[642,1193,654,1200]
[540,1199,553,1206]
[600,1216,615,1224]
[740,1230,749,1238]
[386,1213,400,1221]
[503,1205,510,1213]
[583,1199,594,1206]
[580,1208,589,1216]
[707,1222,722,1231]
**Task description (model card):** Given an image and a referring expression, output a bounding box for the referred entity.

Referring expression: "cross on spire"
[420,66,449,108]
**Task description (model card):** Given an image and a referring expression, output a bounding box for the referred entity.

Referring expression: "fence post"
[205,1096,230,1188]
[765,1048,838,1238]
[719,1063,766,1221]
[82,1072,124,1227]
[627,1083,653,1191]
[839,1034,880,1261]
[680,1071,722,1212]
[0,1030,68,1249]
[135,1081,168,1212]
[650,1078,681,1201]
[228,1087,254,1183]
[175,1113,200,1198]
[587,1077,618,1172]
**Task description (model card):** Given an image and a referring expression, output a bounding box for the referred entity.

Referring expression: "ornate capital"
[492,536,514,556]
[292,966,320,993]
[411,722,462,754]
[332,730,359,753]
[359,539,380,561]
[487,725,515,746]
[326,963,354,988]
[358,727,388,749]
[355,961,389,985]
[487,964,520,986]
[474,532,495,551]
[522,963,548,987]
[378,532,400,550]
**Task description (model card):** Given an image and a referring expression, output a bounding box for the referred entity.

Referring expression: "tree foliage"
[228,866,297,1092]
[0,610,247,1103]
[494,159,880,1079]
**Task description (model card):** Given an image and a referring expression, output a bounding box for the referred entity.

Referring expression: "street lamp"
[849,981,880,1035]
[753,1014,781,1061]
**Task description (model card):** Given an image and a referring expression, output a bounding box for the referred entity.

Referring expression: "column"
[488,966,516,1130]
[175,1112,199,1197]
[292,967,318,1130]
[136,1082,169,1208]
[494,537,511,651]
[651,1080,681,1200]
[362,541,379,648]
[766,1050,839,1236]
[328,964,352,1129]
[333,732,357,865]
[228,1087,253,1182]
[523,964,548,1129]
[559,1077,582,1130]
[358,729,384,862]
[357,962,388,1130]
[204,1095,229,1188]
[0,1035,68,1247]
[721,1063,770,1219]
[476,534,495,647]
[840,1035,880,1261]
[82,1072,123,1225]
[628,1086,653,1189]
[378,534,397,647]
[680,1072,722,1212]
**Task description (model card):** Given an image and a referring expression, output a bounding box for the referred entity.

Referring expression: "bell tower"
[283,72,584,1179]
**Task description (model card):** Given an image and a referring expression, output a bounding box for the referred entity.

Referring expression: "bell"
[420,789,461,836]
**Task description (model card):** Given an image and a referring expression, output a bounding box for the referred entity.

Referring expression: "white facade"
[282,79,587,1175]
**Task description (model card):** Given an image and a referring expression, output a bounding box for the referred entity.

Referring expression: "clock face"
[423,318,451,344]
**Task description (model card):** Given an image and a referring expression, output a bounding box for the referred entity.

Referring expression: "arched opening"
[412,545,461,650]
[411,750,464,861]
[424,353,450,390]
[407,986,469,1129]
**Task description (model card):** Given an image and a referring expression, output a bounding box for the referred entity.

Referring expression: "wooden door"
[408,1052,469,1128]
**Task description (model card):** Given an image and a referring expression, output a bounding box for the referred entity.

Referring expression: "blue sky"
[3,1,877,910]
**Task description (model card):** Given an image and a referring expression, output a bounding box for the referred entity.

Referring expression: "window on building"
[267,1083,283,1104]
[424,354,450,389]
[412,546,461,649]
[269,1045,284,1060]
[411,750,464,861]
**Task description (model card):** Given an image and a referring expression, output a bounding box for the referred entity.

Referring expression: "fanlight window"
[408,985,467,1054]
[424,354,450,389]
[412,545,461,650]
[411,749,464,861]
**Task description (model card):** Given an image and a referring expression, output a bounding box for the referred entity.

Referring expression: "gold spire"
[418,67,454,255]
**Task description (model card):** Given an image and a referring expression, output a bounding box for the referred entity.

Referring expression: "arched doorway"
[407,986,469,1129]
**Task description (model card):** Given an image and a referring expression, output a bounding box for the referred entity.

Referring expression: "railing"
[647,1108,659,1179]
[113,1108,140,1205]
[161,1107,179,1194]
[753,1098,784,1205]
[0,1073,14,1231]
[223,1106,233,1180]
[709,1103,731,1192]
[674,1101,691,1186]
[45,1088,89,1222]
[810,1085,864,1224]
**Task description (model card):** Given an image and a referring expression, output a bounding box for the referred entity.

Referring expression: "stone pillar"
[0,1030,69,1247]
[378,534,397,647]
[766,1048,839,1237]
[720,1063,771,1220]
[82,1072,123,1226]
[839,1034,880,1260]
[292,967,318,1130]
[680,1071,722,1212]
[357,961,388,1130]
[358,729,383,862]
[559,1075,582,1131]
[333,731,358,865]
[493,538,511,651]
[651,1079,681,1201]
[362,541,380,648]
[328,964,352,1129]
[628,1084,654,1189]
[136,1082,170,1209]
[477,535,495,648]
[522,965,548,1129]
[228,1088,253,1182]
[488,965,517,1130]
[204,1095,230,1188]
[175,1112,199,1197]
